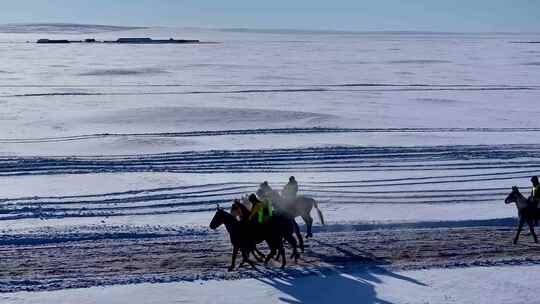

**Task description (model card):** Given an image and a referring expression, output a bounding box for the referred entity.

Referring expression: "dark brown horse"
[210,206,258,271]
[257,182,324,238]
[505,186,539,244]
[210,206,295,270]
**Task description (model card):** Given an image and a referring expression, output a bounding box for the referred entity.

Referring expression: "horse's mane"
[232,201,250,218]
[219,208,236,220]
[513,186,526,199]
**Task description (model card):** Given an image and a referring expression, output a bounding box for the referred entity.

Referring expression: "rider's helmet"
[248,193,261,204]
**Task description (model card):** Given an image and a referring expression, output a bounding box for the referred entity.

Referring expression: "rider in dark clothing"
[529,176,540,226]
[530,176,540,208]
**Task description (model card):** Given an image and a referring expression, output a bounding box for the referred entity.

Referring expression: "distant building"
[37,39,71,44]
[116,38,153,43]
[36,37,201,44]
[112,38,200,44]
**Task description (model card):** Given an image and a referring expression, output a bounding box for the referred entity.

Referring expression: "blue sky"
[2,0,539,32]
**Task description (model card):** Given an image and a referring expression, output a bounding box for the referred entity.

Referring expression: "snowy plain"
[1,24,540,302]
[3,265,540,304]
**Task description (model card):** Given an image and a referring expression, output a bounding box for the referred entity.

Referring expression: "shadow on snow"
[255,265,427,304]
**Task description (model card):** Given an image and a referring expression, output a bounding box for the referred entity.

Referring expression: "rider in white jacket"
[281,176,298,202]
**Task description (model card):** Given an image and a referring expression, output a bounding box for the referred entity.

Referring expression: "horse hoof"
[228,267,235,272]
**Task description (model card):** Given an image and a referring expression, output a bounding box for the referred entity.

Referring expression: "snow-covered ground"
[3,265,539,304]
[1,24,540,302]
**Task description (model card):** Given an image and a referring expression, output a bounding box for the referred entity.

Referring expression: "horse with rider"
[505,176,540,244]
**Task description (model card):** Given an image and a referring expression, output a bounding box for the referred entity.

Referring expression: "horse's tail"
[313,200,325,225]
[293,219,304,252]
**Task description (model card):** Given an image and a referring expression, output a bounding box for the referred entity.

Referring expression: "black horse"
[505,186,540,244]
[210,207,258,271]
[210,206,296,270]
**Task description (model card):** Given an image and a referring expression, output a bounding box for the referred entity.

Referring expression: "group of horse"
[209,182,324,271]
[209,183,540,271]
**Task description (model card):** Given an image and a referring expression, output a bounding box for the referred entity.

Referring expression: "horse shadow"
[255,265,427,304]
[254,239,427,304]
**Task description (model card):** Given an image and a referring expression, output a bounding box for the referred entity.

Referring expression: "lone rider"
[248,194,273,224]
[529,176,540,226]
[281,176,298,202]
[530,176,540,208]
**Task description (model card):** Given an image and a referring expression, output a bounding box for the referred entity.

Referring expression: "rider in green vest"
[248,194,273,224]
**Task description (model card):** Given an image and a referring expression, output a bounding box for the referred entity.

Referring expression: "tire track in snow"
[2,83,539,88]
[0,181,530,221]
[1,143,539,220]
[2,127,540,144]
[2,144,540,176]
[2,85,536,99]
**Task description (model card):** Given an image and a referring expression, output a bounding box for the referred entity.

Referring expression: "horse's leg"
[255,247,266,259]
[279,242,287,268]
[253,247,265,262]
[302,214,314,238]
[293,220,304,253]
[239,246,247,267]
[265,248,276,266]
[313,200,325,225]
[229,246,239,271]
[239,247,254,267]
[242,247,256,268]
[514,219,525,244]
[527,219,538,243]
[274,240,283,261]
[285,234,300,262]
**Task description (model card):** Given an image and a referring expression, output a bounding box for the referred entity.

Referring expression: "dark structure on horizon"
[110,38,200,44]
[36,37,201,44]
[36,39,72,44]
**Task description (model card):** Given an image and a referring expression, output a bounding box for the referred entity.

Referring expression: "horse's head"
[241,195,251,207]
[230,199,245,219]
[505,186,521,205]
[209,205,226,229]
